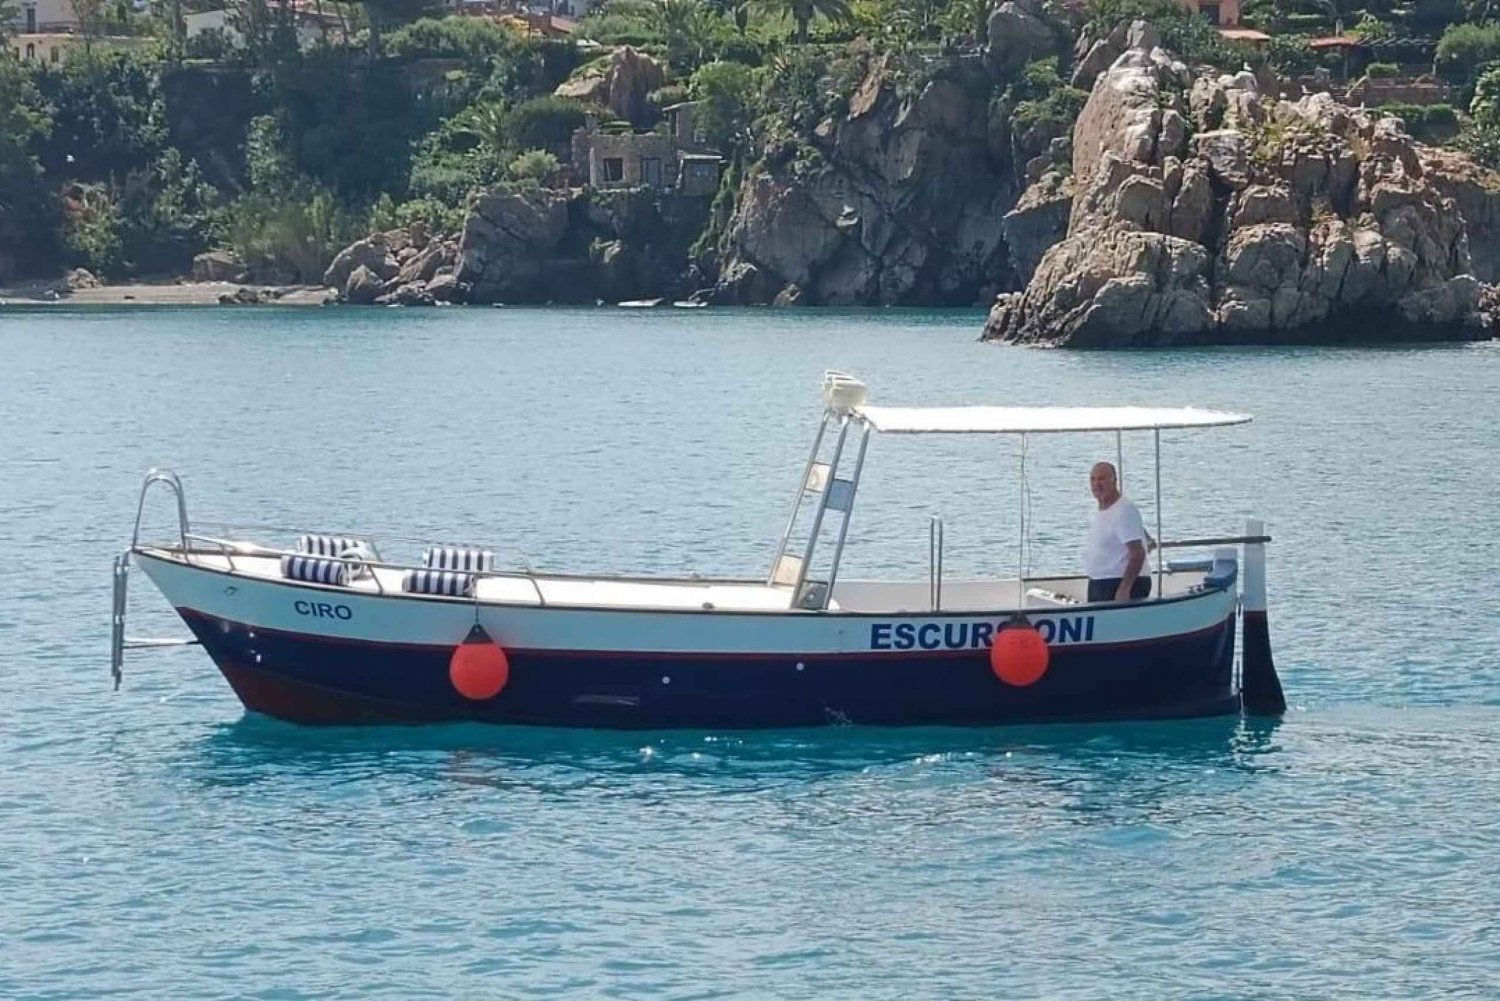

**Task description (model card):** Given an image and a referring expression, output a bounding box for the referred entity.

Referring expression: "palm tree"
[450,101,510,156]
[651,0,719,71]
[757,0,851,43]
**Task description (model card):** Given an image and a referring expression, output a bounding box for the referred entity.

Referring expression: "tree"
[0,54,59,277]
[1470,65,1500,124]
[689,59,756,150]
[651,0,722,71]
[1437,21,1500,81]
[339,0,442,60]
[448,100,509,156]
[884,0,947,44]
[70,0,108,54]
[756,0,852,43]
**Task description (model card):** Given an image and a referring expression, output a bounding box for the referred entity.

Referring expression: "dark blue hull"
[178,608,1241,728]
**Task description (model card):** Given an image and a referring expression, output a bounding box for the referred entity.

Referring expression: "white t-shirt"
[1084,497,1147,578]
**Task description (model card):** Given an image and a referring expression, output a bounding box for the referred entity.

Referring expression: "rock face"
[192,250,246,283]
[709,57,1023,306]
[985,0,1066,78]
[1420,146,1500,284]
[323,225,460,306]
[455,185,709,304]
[1002,170,1074,284]
[554,47,665,126]
[984,34,1491,345]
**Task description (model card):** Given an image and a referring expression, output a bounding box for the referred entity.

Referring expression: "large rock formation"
[325,225,461,306]
[1420,146,1500,284]
[984,0,1066,78]
[708,56,1024,306]
[454,185,708,304]
[554,47,666,127]
[985,32,1491,345]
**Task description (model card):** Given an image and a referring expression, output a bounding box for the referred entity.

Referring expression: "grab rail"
[131,468,190,550]
[1158,535,1271,548]
[928,515,944,611]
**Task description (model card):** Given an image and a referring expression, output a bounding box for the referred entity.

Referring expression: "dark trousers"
[1087,576,1152,603]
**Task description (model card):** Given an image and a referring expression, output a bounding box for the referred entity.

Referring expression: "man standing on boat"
[1085,462,1151,603]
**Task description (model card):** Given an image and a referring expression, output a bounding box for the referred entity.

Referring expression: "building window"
[25,42,35,59]
[25,6,36,32]
[602,157,623,183]
[640,156,662,187]
[50,45,60,62]
[1199,3,1220,24]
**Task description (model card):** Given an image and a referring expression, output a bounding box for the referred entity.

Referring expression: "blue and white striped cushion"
[298,534,366,557]
[402,569,475,597]
[422,546,494,572]
[281,555,350,586]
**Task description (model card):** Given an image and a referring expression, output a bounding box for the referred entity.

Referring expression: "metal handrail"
[131,468,189,550]
[1158,535,1271,548]
[928,515,944,611]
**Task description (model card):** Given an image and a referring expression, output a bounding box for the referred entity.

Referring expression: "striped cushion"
[422,546,494,572]
[402,568,475,597]
[281,555,350,586]
[298,534,367,557]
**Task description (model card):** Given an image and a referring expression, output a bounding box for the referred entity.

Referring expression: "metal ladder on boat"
[767,408,871,610]
[111,468,200,689]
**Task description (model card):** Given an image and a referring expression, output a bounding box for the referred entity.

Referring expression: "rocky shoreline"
[983,25,1497,346]
[10,20,1500,345]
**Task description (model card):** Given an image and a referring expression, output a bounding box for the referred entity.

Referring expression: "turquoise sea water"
[1,306,1498,998]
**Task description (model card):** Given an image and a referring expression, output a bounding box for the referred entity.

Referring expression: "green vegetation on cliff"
[4,0,1500,288]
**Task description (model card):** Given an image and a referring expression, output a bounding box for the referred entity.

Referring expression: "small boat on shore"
[113,373,1285,727]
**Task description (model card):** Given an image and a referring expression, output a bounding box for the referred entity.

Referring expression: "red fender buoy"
[449,623,510,700]
[990,617,1049,687]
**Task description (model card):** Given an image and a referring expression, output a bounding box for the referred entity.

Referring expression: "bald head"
[1090,462,1120,508]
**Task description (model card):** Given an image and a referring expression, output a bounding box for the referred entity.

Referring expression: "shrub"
[393,196,466,235]
[506,95,588,151]
[1365,62,1399,79]
[1424,103,1459,127]
[650,83,691,108]
[1378,102,1461,141]
[61,183,125,278]
[1472,66,1500,126]
[1268,34,1316,78]
[506,148,560,182]
[1351,14,1395,44]
[1436,22,1500,83]
[689,59,758,150]
[216,187,363,283]
[384,17,523,63]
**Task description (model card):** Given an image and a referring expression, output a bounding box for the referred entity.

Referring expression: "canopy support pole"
[1017,433,1028,609]
[1116,430,1123,489]
[1153,430,1164,598]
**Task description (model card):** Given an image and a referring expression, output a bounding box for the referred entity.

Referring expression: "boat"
[112,372,1286,728]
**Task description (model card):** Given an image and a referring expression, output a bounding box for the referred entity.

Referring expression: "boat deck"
[166,549,1212,614]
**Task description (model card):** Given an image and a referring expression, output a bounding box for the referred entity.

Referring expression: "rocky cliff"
[454,185,708,304]
[984,28,1493,345]
[707,53,1037,306]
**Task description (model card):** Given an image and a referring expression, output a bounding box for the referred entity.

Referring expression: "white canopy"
[852,405,1251,435]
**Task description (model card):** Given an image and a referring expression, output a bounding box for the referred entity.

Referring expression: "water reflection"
[189,713,1284,790]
